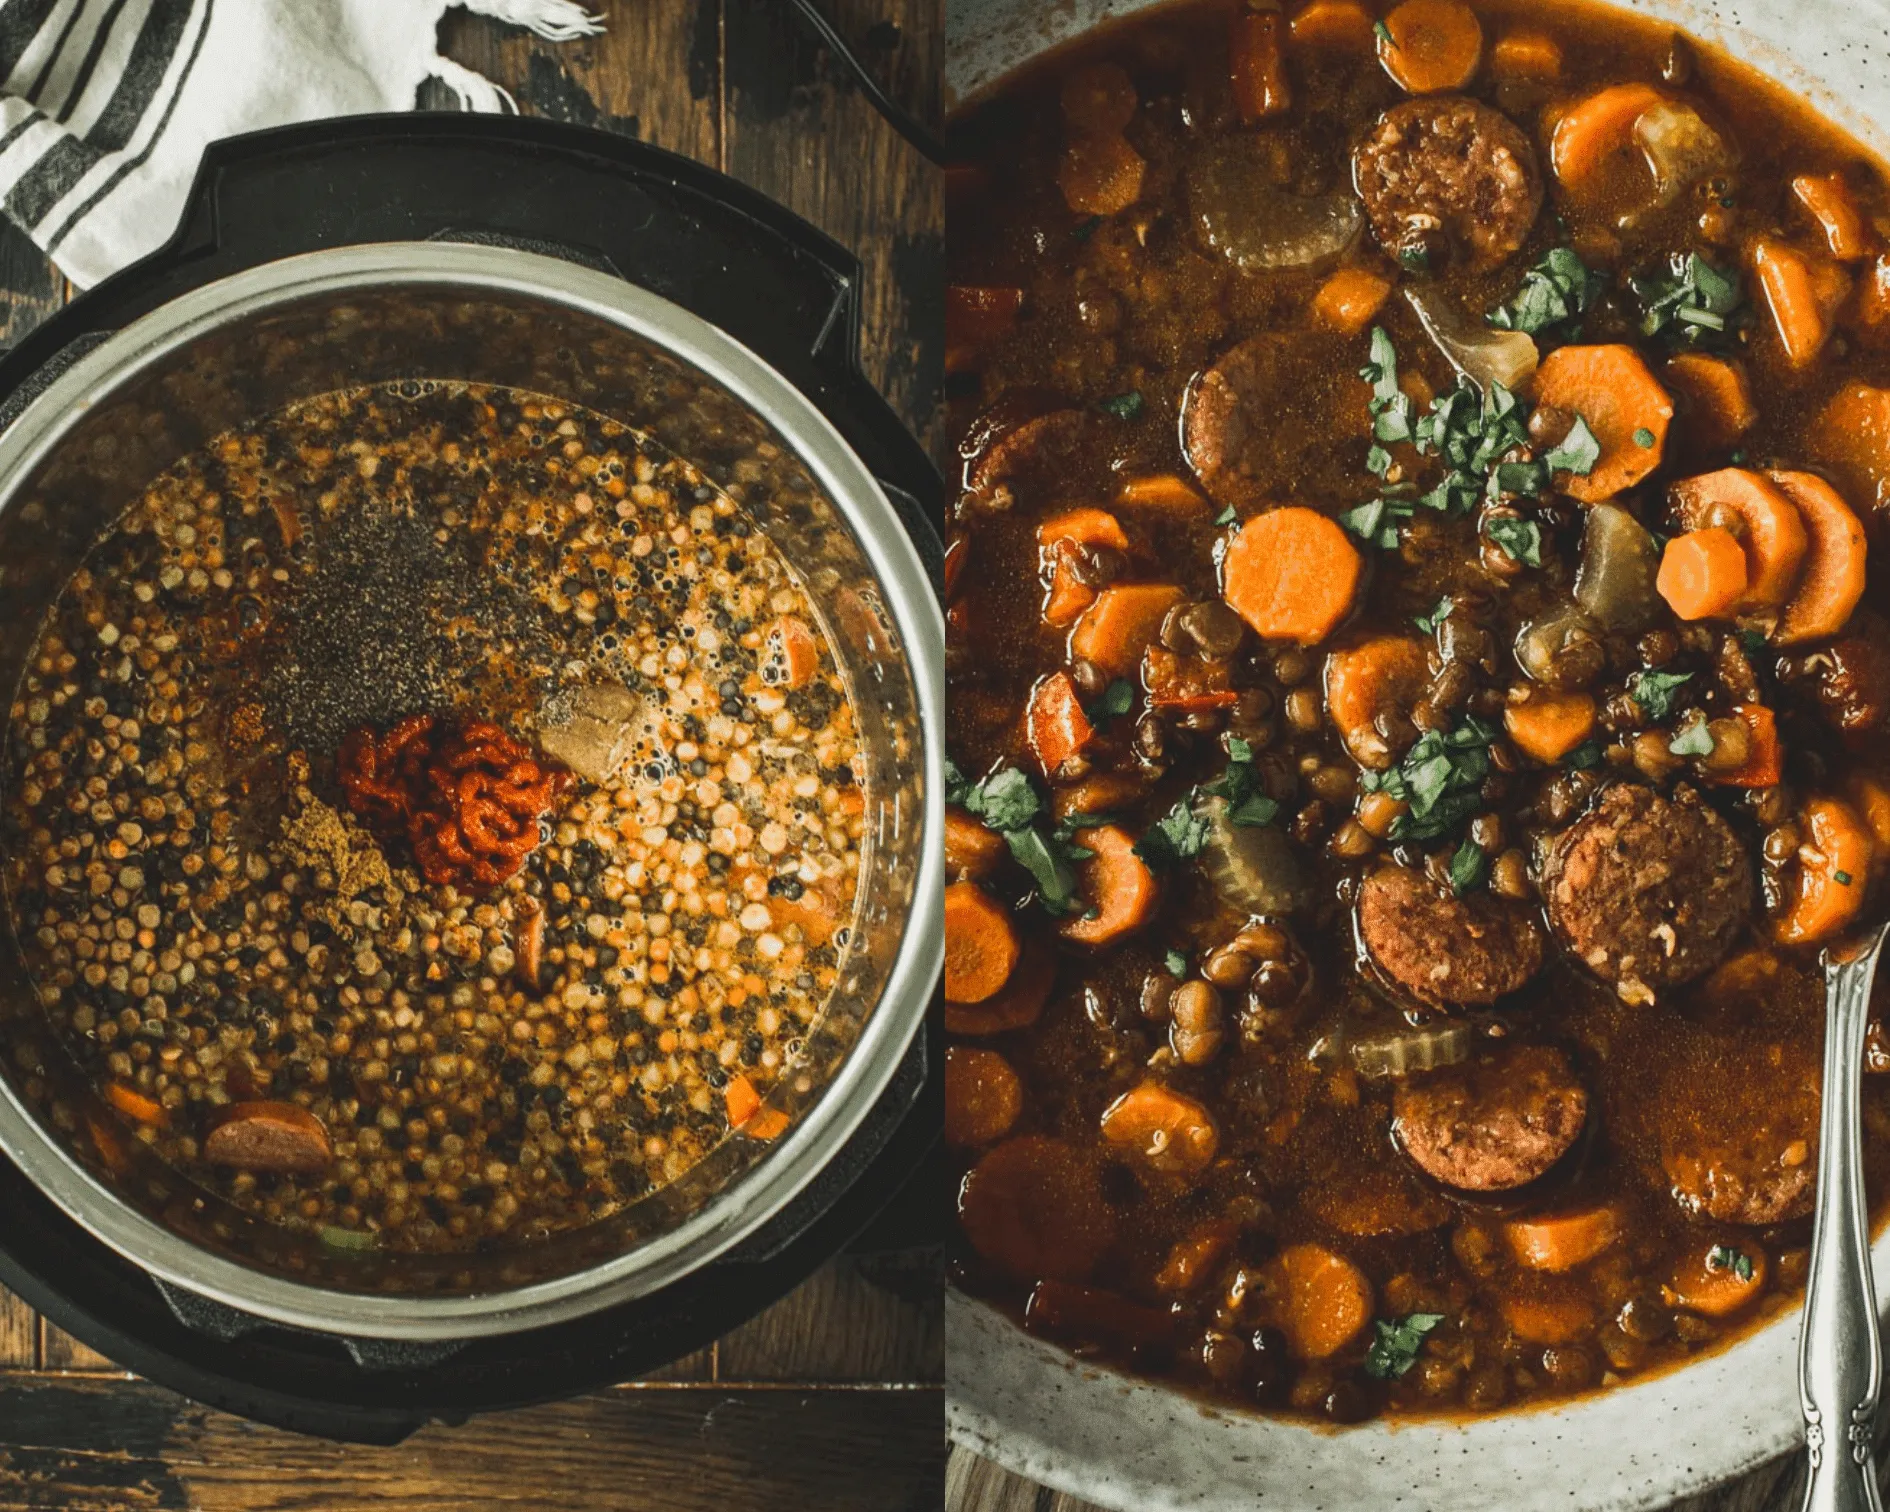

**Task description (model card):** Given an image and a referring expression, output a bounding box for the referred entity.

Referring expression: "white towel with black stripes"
[0,0,604,290]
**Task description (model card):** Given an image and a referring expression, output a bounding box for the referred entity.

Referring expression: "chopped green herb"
[1088,679,1136,723]
[1364,1312,1445,1380]
[1373,18,1395,44]
[1564,738,1604,770]
[1544,415,1602,476]
[947,760,1091,915]
[1486,514,1543,567]
[1214,503,1239,526]
[945,755,969,807]
[1100,390,1145,421]
[1706,1244,1755,1282]
[1630,252,1747,350]
[957,765,1041,832]
[1164,949,1189,978]
[1340,496,1410,550]
[1487,245,1605,340]
[1363,716,1496,842]
[1633,426,1657,449]
[1837,870,1855,886]
[1414,595,1454,635]
[1135,797,1213,869]
[1668,720,1716,757]
[1739,628,1769,655]
[1629,668,1694,722]
[1072,215,1102,242]
[1397,243,1431,273]
[1729,448,1748,465]
[1004,825,1088,914]
[1448,837,1489,895]
[1200,740,1281,828]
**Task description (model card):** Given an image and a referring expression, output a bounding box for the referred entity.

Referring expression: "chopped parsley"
[1137,738,1278,867]
[1543,415,1603,476]
[1100,390,1145,421]
[1360,715,1497,842]
[1088,679,1136,724]
[1164,949,1189,978]
[1564,738,1605,771]
[1397,242,1432,273]
[1668,719,1716,757]
[1633,426,1658,449]
[1364,1312,1445,1380]
[1072,215,1102,243]
[946,760,1093,915]
[1485,513,1543,567]
[1706,1244,1755,1283]
[1373,18,1395,45]
[1136,796,1213,869]
[1837,870,1855,886]
[1739,628,1769,655]
[1214,503,1239,526]
[1487,245,1605,340]
[1414,595,1454,636]
[1628,668,1694,722]
[1630,252,1747,349]
[1448,836,1489,895]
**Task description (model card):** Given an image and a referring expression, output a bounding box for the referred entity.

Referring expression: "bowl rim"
[0,239,944,1340]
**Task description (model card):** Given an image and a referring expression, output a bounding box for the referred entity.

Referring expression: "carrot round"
[1222,507,1361,646]
[1849,774,1890,851]
[944,881,1021,1004]
[945,1046,1025,1148]
[1324,635,1430,769]
[1531,344,1673,501]
[1665,1243,1769,1317]
[767,616,822,690]
[1503,688,1598,764]
[1376,0,1483,94]
[1752,235,1851,369]
[1026,670,1096,777]
[945,936,1057,1036]
[1709,704,1782,789]
[1775,797,1874,946]
[1057,132,1145,217]
[1502,1204,1622,1272]
[1069,582,1185,675]
[1662,353,1757,453]
[1500,1285,1597,1346]
[959,1135,1117,1282]
[1769,470,1867,645]
[1793,172,1872,261]
[1550,83,1663,198]
[1258,1243,1375,1359]
[1313,266,1395,334]
[1099,1079,1220,1173]
[1155,1219,1241,1292]
[945,806,1008,879]
[1039,508,1130,627]
[1670,468,1809,611]
[1814,381,1890,513]
[1656,528,1750,621]
[1490,29,1562,82]
[1115,473,1207,513]
[1059,824,1160,946]
[1288,0,1375,52]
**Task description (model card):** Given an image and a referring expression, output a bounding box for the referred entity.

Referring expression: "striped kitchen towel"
[0,0,604,290]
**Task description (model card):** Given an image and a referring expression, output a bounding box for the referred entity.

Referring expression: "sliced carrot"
[944,881,1022,1004]
[1155,1219,1241,1292]
[1313,266,1395,334]
[1710,703,1782,788]
[1775,796,1874,945]
[744,1106,792,1140]
[1059,824,1160,946]
[1665,1242,1769,1317]
[1222,507,1361,646]
[1531,343,1673,501]
[1057,132,1145,217]
[1230,6,1291,121]
[945,1046,1025,1147]
[1504,687,1598,763]
[766,615,822,690]
[725,1073,765,1128]
[1769,470,1868,645]
[1490,28,1562,81]
[1813,380,1890,513]
[946,285,1024,376]
[945,936,1057,1035]
[105,1082,166,1128]
[1662,353,1758,453]
[1376,0,1483,94]
[1500,1285,1596,1345]
[1026,670,1096,777]
[1051,769,1149,821]
[1792,172,1872,261]
[1115,472,1208,513]
[1060,62,1138,134]
[1550,83,1663,198]
[1099,1079,1220,1173]
[1670,468,1809,611]
[959,1135,1117,1282]
[1038,508,1130,628]
[1502,1204,1623,1272]
[1287,0,1374,52]
[1257,1243,1374,1359]
[1656,528,1750,621]
[945,806,1008,879]
[1069,582,1185,676]
[1849,775,1890,851]
[1026,1278,1177,1350]
[1752,235,1851,369]
[1324,635,1430,769]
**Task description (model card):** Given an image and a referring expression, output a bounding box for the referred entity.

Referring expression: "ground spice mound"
[278,787,404,937]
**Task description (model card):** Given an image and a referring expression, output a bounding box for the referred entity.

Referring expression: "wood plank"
[0,1375,943,1512]
[37,1323,123,1376]
[435,0,720,165]
[0,1291,34,1370]
[724,0,944,450]
[0,218,64,350]
[717,1252,942,1382]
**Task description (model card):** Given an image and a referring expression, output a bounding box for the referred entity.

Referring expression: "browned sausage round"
[1393,1043,1588,1192]
[1545,782,1751,999]
[1657,1039,1819,1226]
[1357,863,1546,1006]
[1352,96,1543,272]
[203,1101,334,1174]
[958,395,1093,509]
[1182,331,1362,508]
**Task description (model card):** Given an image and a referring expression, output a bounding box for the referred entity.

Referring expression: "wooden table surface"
[0,3,943,1509]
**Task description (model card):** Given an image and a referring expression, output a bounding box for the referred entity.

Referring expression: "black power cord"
[777,0,949,164]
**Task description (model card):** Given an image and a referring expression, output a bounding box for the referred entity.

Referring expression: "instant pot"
[0,113,943,1442]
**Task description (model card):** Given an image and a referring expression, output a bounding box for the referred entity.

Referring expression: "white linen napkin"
[0,0,604,290]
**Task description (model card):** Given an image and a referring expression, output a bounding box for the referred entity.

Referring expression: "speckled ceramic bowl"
[943,1,1890,1507]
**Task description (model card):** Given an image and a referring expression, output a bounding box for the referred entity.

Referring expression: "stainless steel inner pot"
[0,241,942,1340]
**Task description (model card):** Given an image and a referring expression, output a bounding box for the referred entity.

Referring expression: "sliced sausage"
[204,1101,334,1174]
[1657,1039,1819,1225]
[1393,1042,1588,1192]
[958,1135,1117,1282]
[1544,782,1751,999]
[958,393,1093,510]
[1357,863,1545,1006]
[1352,96,1543,272]
[1182,331,1362,508]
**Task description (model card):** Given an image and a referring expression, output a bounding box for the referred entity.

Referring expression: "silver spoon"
[1801,919,1890,1512]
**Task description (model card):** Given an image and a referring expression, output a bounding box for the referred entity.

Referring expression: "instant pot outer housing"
[0,116,942,1439]
[943,4,1890,1511]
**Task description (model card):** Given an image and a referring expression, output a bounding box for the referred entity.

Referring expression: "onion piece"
[1197,795,1307,915]
[1189,135,1363,272]
[1633,100,1735,208]
[1349,1023,1474,1079]
[1406,287,1538,393]
[1575,503,1664,632]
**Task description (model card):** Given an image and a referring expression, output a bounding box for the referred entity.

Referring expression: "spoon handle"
[1802,922,1889,1512]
